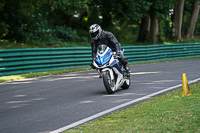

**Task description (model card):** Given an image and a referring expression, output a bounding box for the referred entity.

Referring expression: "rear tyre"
[102,70,115,94]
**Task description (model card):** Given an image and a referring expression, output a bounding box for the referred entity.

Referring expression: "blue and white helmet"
[89,24,102,40]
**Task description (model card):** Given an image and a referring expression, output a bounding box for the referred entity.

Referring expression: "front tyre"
[102,70,115,94]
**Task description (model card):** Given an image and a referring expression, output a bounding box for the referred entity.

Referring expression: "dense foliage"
[0,0,199,47]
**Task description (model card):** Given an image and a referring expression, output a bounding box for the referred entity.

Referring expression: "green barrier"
[0,47,92,76]
[0,43,200,76]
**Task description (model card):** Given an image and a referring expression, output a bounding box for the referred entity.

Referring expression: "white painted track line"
[50,78,200,133]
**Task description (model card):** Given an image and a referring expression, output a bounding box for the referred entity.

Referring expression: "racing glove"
[116,51,121,58]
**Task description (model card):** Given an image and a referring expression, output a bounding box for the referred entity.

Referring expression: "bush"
[20,12,54,44]
[157,32,165,43]
[54,25,78,41]
[19,11,88,45]
[0,22,9,39]
[53,25,88,42]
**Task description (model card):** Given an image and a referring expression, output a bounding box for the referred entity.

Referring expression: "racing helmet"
[89,24,102,40]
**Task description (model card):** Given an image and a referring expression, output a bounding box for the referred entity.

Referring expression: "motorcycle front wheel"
[102,70,115,94]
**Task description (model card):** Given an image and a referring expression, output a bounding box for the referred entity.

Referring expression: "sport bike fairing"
[94,47,116,68]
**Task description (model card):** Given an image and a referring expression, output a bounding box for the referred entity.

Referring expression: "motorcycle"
[93,45,131,94]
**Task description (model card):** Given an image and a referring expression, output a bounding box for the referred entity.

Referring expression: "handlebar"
[112,52,121,58]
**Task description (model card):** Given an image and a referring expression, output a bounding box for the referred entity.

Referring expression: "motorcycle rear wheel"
[102,70,115,94]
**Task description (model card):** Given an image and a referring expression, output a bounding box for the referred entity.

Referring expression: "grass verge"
[65,82,200,133]
[0,68,91,83]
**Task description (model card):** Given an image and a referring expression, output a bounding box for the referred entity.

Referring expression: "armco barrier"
[0,47,92,76]
[123,43,200,63]
[0,43,200,76]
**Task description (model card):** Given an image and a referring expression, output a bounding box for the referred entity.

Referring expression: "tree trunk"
[175,0,185,42]
[186,0,200,38]
[137,15,151,42]
[150,15,159,44]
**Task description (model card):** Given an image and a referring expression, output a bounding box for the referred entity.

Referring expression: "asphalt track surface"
[0,59,200,133]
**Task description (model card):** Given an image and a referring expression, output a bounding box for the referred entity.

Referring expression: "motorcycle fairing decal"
[95,50,112,66]
[110,60,119,67]
[95,57,103,66]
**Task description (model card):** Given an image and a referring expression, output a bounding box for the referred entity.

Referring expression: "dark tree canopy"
[0,0,199,46]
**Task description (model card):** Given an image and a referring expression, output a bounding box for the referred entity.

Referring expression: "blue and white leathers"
[93,45,130,94]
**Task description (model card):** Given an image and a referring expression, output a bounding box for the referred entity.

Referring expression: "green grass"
[65,82,200,133]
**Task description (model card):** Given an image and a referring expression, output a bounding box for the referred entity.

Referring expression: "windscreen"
[97,45,107,54]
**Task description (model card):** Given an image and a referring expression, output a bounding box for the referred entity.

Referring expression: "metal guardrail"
[0,43,200,76]
[0,47,92,76]
[124,43,200,63]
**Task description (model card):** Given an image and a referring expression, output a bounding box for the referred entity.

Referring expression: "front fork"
[96,68,102,77]
[97,68,115,81]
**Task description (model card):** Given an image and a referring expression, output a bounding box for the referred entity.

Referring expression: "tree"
[137,15,150,42]
[174,0,185,42]
[88,0,151,29]
[0,0,88,41]
[137,0,175,43]
[186,0,200,38]
[150,15,159,44]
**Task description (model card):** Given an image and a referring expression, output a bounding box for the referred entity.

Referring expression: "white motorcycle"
[93,45,131,94]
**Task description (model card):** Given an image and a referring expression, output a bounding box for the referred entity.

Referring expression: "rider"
[89,24,131,73]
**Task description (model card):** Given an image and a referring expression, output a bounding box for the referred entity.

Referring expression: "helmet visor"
[90,29,99,38]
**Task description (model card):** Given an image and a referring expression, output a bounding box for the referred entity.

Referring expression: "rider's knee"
[121,58,128,65]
